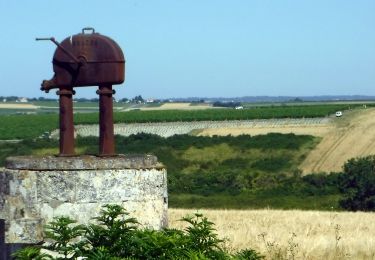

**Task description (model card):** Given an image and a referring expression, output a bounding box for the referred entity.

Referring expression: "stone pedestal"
[0,155,167,244]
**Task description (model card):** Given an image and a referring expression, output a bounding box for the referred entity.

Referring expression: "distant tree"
[132,95,144,103]
[7,96,18,101]
[37,97,57,101]
[119,98,129,103]
[76,98,90,102]
[290,97,303,102]
[212,101,241,108]
[339,156,375,211]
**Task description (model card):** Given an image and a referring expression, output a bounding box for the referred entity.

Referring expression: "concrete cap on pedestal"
[5,154,164,170]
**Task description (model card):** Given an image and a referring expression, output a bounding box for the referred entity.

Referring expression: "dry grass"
[140,102,212,110]
[0,103,38,109]
[169,208,375,259]
[301,108,375,174]
[198,126,333,138]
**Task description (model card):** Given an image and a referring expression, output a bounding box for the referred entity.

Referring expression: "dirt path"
[300,108,375,173]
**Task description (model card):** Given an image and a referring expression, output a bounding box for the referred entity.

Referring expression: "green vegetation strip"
[0,104,365,139]
[0,133,343,210]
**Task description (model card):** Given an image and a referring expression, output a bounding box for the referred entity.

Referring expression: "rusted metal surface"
[37,27,125,92]
[57,87,75,156]
[37,28,125,156]
[97,85,115,156]
[0,219,5,260]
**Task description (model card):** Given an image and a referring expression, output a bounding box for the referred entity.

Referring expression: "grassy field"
[0,103,367,139]
[169,208,375,259]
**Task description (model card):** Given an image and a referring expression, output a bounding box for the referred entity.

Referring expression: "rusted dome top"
[53,28,125,64]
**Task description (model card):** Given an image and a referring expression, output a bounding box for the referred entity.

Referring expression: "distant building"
[235,106,244,110]
[3,99,6,102]
[146,99,155,103]
[17,97,28,103]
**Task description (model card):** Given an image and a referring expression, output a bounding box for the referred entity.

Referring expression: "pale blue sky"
[0,0,374,99]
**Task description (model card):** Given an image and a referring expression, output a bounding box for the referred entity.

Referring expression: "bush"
[339,156,375,211]
[13,205,263,260]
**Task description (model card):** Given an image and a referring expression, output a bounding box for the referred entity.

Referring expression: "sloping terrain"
[300,108,375,173]
[198,108,375,173]
[60,107,375,173]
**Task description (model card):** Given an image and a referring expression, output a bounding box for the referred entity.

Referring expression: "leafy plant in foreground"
[11,247,52,260]
[43,216,86,259]
[13,204,263,260]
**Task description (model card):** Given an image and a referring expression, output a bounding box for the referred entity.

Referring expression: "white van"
[335,111,343,117]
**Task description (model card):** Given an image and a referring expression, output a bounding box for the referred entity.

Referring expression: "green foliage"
[112,133,318,197]
[169,193,342,210]
[12,247,52,260]
[43,216,86,259]
[182,213,224,257]
[234,249,264,260]
[251,156,291,171]
[0,104,362,139]
[83,204,138,256]
[339,156,375,211]
[0,114,58,139]
[115,104,353,123]
[14,205,263,260]
[0,133,344,210]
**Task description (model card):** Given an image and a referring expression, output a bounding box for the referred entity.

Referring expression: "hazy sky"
[0,0,374,99]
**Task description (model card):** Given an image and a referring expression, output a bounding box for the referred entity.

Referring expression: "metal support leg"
[0,219,5,260]
[57,87,75,156]
[97,84,115,156]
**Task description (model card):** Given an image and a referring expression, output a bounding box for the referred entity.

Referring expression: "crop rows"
[0,103,361,139]
[75,104,356,124]
[70,118,331,138]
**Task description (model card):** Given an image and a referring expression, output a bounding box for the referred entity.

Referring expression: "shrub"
[13,204,263,260]
[339,156,375,211]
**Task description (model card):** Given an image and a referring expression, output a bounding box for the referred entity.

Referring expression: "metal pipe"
[0,219,5,260]
[57,87,75,156]
[97,84,115,156]
[36,37,81,64]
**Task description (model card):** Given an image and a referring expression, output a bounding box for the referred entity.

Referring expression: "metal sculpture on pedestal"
[0,31,168,259]
[36,27,125,156]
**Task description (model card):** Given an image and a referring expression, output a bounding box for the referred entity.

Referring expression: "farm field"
[72,118,331,138]
[74,106,375,173]
[0,101,128,115]
[169,208,375,259]
[0,103,38,109]
[192,107,375,173]
[198,124,332,138]
[0,103,361,139]
[301,108,375,173]
[138,102,212,110]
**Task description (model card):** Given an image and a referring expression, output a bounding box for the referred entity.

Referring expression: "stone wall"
[0,155,167,244]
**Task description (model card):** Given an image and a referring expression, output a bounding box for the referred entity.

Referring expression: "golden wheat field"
[169,208,375,260]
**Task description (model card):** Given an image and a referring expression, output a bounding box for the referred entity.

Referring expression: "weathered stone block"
[6,218,44,244]
[0,155,167,244]
[37,171,76,203]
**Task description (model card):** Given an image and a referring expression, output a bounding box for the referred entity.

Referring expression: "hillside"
[197,107,375,173]
[300,108,375,173]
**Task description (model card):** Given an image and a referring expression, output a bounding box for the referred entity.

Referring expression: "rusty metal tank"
[38,27,125,91]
